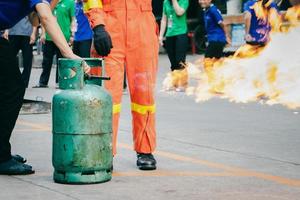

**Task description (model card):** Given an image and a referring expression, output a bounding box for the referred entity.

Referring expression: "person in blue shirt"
[244,0,279,45]
[199,0,231,59]
[73,0,93,58]
[0,0,80,175]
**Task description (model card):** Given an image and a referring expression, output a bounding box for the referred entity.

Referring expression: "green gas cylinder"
[52,58,113,184]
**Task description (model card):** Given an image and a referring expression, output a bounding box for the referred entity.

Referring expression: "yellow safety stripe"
[83,0,103,12]
[113,104,122,114]
[131,103,156,115]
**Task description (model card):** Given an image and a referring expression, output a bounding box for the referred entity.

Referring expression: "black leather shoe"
[136,153,157,170]
[12,155,27,163]
[0,159,35,175]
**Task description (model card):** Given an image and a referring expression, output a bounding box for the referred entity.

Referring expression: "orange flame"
[162,5,300,109]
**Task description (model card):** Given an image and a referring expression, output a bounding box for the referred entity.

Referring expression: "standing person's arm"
[69,1,76,45]
[40,25,46,44]
[219,22,231,44]
[172,0,188,16]
[69,0,76,46]
[35,3,78,59]
[244,11,253,42]
[83,0,113,56]
[159,13,167,46]
[243,2,254,42]
[212,7,231,44]
[30,26,38,44]
[69,17,76,46]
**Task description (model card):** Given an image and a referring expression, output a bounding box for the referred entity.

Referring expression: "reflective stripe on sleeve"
[83,0,103,12]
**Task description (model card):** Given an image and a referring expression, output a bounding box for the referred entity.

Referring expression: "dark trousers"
[165,33,188,71]
[205,41,226,59]
[0,38,25,163]
[73,39,92,58]
[8,35,33,88]
[39,41,62,85]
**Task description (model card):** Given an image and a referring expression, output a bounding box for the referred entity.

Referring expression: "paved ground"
[1,54,300,200]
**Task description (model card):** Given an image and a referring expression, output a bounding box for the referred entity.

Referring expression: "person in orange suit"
[83,0,159,170]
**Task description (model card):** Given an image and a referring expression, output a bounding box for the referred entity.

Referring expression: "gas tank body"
[52,58,113,184]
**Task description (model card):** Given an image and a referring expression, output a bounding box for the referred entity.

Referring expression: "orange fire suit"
[84,0,159,155]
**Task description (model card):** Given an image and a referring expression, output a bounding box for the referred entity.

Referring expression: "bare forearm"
[36,3,74,58]
[28,12,40,27]
[244,12,251,34]
[71,17,77,37]
[219,22,229,37]
[172,0,186,16]
[41,25,45,35]
[159,14,167,38]
[29,25,38,44]
[32,26,37,35]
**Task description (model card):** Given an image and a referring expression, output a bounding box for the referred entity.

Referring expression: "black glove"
[93,25,113,56]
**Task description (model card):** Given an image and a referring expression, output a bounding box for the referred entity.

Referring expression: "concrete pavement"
[0,54,299,200]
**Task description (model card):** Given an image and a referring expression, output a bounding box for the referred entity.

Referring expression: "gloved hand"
[93,25,113,56]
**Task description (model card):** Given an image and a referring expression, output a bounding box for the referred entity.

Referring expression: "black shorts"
[205,41,226,59]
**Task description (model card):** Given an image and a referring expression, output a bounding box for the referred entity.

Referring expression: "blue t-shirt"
[204,4,226,43]
[243,0,278,43]
[74,1,93,41]
[0,0,50,31]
